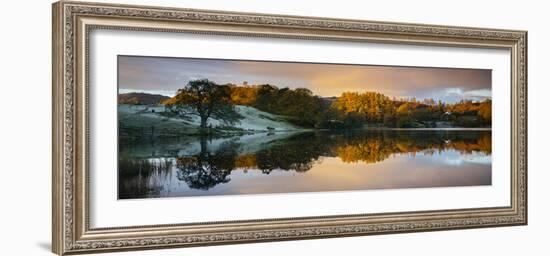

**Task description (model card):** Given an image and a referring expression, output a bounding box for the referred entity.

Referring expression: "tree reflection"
[175,137,238,190]
[333,130,491,163]
[119,130,492,195]
[254,132,329,174]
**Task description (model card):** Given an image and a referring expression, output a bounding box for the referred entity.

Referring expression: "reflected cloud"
[119,130,492,199]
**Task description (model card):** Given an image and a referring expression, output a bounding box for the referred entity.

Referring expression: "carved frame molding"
[52,1,527,254]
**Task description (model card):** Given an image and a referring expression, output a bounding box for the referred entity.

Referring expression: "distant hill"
[118,92,170,105]
[321,96,338,106]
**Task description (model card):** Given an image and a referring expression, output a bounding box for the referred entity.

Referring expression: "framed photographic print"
[52,1,527,255]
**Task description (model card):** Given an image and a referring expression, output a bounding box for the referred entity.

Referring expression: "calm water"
[118,130,491,199]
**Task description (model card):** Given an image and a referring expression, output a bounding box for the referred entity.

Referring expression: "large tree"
[165,79,242,129]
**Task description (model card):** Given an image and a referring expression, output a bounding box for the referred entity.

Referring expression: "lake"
[118,129,491,199]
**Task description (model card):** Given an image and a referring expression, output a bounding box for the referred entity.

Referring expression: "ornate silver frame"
[52,1,527,255]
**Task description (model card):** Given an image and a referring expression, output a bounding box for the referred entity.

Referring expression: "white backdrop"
[0,0,547,255]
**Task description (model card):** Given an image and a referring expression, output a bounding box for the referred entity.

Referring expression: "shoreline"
[361,127,492,131]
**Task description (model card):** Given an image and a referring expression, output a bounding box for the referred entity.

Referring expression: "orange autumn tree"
[229,85,259,105]
[332,91,394,123]
[477,99,492,124]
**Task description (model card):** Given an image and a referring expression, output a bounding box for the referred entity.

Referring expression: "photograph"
[117,56,493,199]
[47,1,530,254]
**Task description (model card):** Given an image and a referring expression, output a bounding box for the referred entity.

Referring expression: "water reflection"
[118,130,491,199]
[175,140,238,190]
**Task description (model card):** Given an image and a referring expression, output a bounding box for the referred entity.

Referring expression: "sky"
[118,55,492,103]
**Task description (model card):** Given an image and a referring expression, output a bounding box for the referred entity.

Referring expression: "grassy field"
[118,104,301,138]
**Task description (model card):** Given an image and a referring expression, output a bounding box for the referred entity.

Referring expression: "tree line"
[162,79,491,129]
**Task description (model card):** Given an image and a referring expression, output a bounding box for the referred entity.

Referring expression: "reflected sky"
[118,130,491,199]
[144,150,490,197]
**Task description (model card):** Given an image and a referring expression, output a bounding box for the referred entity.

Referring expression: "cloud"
[118,56,491,102]
[235,62,491,98]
